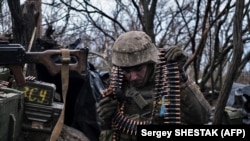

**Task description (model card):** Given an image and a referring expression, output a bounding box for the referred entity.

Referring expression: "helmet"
[112,31,159,67]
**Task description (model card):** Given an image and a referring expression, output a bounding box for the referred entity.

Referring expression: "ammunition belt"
[155,61,181,124]
[111,104,152,136]
[155,47,181,124]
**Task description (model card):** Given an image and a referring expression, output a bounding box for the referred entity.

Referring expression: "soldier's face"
[122,63,148,87]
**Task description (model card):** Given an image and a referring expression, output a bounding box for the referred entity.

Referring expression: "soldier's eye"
[133,65,143,72]
[122,65,143,73]
[123,69,131,73]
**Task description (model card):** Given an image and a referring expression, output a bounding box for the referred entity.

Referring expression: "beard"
[130,79,144,88]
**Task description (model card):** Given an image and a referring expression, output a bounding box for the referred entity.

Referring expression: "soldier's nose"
[129,71,138,81]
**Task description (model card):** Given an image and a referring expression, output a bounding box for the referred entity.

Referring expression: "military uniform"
[97,31,212,141]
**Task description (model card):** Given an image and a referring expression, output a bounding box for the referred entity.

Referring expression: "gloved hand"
[96,96,118,128]
[164,46,188,82]
[164,46,188,67]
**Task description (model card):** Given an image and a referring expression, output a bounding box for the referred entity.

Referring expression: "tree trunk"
[212,0,244,124]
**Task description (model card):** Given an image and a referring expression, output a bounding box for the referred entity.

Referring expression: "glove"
[164,46,188,82]
[164,46,188,66]
[96,96,118,128]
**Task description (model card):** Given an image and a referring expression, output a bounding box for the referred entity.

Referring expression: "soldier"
[97,31,211,141]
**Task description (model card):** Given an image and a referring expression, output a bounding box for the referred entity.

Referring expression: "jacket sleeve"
[180,77,212,124]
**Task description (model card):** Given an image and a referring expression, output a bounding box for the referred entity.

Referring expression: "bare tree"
[213,0,245,124]
[7,0,40,47]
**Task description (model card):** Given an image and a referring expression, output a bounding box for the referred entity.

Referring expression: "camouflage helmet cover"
[112,31,159,67]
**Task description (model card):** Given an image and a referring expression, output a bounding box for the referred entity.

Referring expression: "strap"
[128,88,148,109]
[8,114,16,141]
[50,48,70,141]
